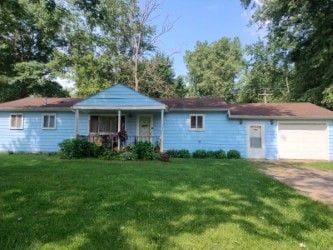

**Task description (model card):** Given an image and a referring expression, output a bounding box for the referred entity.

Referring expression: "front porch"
[72,84,167,151]
[78,111,164,150]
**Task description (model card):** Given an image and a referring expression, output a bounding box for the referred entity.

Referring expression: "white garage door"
[278,122,328,160]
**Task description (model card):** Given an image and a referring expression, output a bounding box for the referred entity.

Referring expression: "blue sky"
[150,0,263,76]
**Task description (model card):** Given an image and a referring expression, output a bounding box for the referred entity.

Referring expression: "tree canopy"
[185,37,243,101]
[0,0,69,102]
[240,0,333,108]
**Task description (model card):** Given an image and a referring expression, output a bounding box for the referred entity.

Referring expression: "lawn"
[0,155,332,249]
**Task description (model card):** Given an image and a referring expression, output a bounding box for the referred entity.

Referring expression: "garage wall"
[264,121,278,160]
[329,121,333,160]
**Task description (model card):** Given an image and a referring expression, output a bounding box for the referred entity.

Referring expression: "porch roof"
[73,84,166,110]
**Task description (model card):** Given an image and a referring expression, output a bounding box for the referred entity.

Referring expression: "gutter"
[0,107,73,112]
[228,114,333,120]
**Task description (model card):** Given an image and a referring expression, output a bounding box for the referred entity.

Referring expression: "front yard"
[0,154,332,249]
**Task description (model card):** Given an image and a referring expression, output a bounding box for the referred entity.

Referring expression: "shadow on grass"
[0,155,332,249]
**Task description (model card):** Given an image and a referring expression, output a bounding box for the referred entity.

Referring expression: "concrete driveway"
[257,161,333,207]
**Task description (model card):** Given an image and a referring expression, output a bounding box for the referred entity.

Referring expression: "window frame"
[42,113,57,130]
[89,114,126,135]
[189,114,205,131]
[10,113,24,130]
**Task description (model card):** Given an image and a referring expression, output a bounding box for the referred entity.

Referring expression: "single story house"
[0,84,332,160]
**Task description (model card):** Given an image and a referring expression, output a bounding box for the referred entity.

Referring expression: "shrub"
[134,141,155,160]
[59,138,98,159]
[167,149,191,158]
[177,149,191,158]
[102,150,119,160]
[206,151,216,158]
[118,151,138,161]
[90,143,106,158]
[192,149,208,158]
[160,152,170,162]
[227,149,241,159]
[214,149,226,159]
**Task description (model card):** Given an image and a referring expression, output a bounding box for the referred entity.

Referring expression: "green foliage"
[227,150,241,159]
[237,42,293,103]
[134,141,155,160]
[101,150,119,161]
[139,53,177,98]
[322,87,333,110]
[167,149,191,158]
[192,149,208,159]
[174,76,188,97]
[59,138,104,159]
[214,150,226,159]
[0,0,69,102]
[185,37,243,101]
[241,0,333,108]
[118,151,138,161]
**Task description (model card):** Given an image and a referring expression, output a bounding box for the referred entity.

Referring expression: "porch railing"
[86,134,160,149]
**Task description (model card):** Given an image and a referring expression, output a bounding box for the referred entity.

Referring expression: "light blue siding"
[0,111,87,152]
[329,121,333,160]
[74,84,165,108]
[264,121,278,160]
[163,111,247,157]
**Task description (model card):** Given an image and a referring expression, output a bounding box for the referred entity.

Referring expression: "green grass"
[0,154,332,249]
[302,161,333,171]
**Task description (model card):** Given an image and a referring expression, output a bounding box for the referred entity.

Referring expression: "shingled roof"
[0,97,82,110]
[0,96,332,119]
[159,97,228,109]
[228,103,333,119]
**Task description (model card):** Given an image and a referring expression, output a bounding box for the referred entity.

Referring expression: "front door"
[138,115,152,142]
[248,124,265,159]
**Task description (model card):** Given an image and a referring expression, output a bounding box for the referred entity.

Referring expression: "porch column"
[117,110,121,151]
[160,109,164,152]
[74,109,79,137]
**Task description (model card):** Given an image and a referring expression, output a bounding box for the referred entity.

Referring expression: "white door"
[138,115,152,142]
[278,122,328,160]
[248,124,265,159]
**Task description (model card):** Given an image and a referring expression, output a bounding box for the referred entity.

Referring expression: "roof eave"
[72,105,167,110]
[0,107,73,112]
[228,115,333,120]
[168,108,229,111]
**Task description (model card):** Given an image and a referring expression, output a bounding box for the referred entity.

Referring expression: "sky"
[59,0,264,90]
[149,0,264,76]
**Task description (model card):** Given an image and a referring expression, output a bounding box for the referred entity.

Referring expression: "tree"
[174,76,188,98]
[185,37,243,100]
[237,41,294,103]
[241,0,333,108]
[139,53,176,98]
[52,0,173,97]
[0,0,69,102]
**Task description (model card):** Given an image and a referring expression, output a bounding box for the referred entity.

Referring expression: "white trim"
[88,114,127,135]
[160,109,164,152]
[169,108,229,112]
[189,114,205,131]
[9,113,24,130]
[229,115,333,120]
[74,105,166,110]
[136,114,154,142]
[41,113,57,130]
[247,122,265,159]
[277,121,329,160]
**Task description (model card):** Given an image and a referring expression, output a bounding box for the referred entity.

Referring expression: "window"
[249,125,262,148]
[10,114,23,129]
[42,114,56,129]
[89,115,126,134]
[190,114,204,130]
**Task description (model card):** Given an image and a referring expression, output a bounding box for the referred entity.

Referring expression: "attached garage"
[278,122,328,160]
